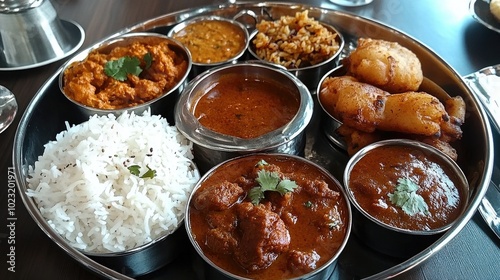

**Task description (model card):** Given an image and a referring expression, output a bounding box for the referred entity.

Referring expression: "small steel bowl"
[175,62,314,173]
[58,32,191,120]
[247,22,344,90]
[343,139,469,258]
[185,153,352,280]
[168,15,250,78]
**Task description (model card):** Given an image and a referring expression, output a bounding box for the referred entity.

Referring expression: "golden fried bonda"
[319,76,449,137]
[336,124,383,156]
[380,91,448,136]
[343,38,423,93]
[337,124,459,161]
[319,76,388,133]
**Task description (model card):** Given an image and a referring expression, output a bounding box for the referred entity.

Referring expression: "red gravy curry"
[188,154,350,279]
[193,73,300,139]
[348,145,465,231]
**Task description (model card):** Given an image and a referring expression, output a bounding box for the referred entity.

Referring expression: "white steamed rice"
[26,110,200,253]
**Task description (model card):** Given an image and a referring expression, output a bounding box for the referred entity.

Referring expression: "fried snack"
[320,75,466,160]
[336,125,383,156]
[441,96,466,142]
[319,76,389,133]
[491,0,500,22]
[320,76,449,136]
[337,125,459,160]
[380,91,448,136]
[343,38,423,93]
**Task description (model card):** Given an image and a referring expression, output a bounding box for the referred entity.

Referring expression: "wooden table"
[1,0,499,279]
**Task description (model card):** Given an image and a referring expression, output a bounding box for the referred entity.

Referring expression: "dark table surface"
[1,0,500,279]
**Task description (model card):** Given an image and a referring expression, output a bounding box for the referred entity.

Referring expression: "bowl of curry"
[343,139,469,258]
[168,15,249,76]
[185,153,352,279]
[174,61,314,172]
[59,32,191,118]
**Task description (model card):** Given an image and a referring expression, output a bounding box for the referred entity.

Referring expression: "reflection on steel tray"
[464,64,500,134]
[12,2,494,280]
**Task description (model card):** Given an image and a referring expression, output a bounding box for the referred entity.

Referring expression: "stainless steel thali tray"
[13,2,495,279]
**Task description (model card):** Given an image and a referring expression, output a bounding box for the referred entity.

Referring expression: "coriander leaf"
[140,164,157,179]
[256,170,280,192]
[127,165,141,176]
[388,178,429,216]
[276,179,298,195]
[396,177,419,192]
[127,164,157,179]
[304,201,313,208]
[249,186,265,205]
[401,192,428,216]
[104,56,143,81]
[143,52,153,69]
[250,167,298,205]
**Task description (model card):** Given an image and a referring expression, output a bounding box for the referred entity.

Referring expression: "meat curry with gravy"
[188,154,350,279]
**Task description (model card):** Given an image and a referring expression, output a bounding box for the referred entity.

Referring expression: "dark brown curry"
[348,145,465,231]
[188,154,350,279]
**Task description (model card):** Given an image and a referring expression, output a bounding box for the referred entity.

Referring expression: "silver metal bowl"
[185,153,352,280]
[343,139,469,258]
[167,15,250,78]
[174,61,314,173]
[58,32,191,120]
[247,22,344,90]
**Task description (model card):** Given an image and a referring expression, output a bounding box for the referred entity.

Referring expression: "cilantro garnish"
[388,178,429,216]
[104,52,153,81]
[249,167,298,205]
[104,56,142,81]
[143,52,153,69]
[128,165,141,176]
[127,164,157,179]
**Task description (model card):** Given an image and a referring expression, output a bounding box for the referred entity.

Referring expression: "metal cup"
[0,0,76,68]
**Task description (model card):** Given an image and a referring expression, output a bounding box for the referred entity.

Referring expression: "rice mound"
[26,110,200,253]
[252,10,340,69]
